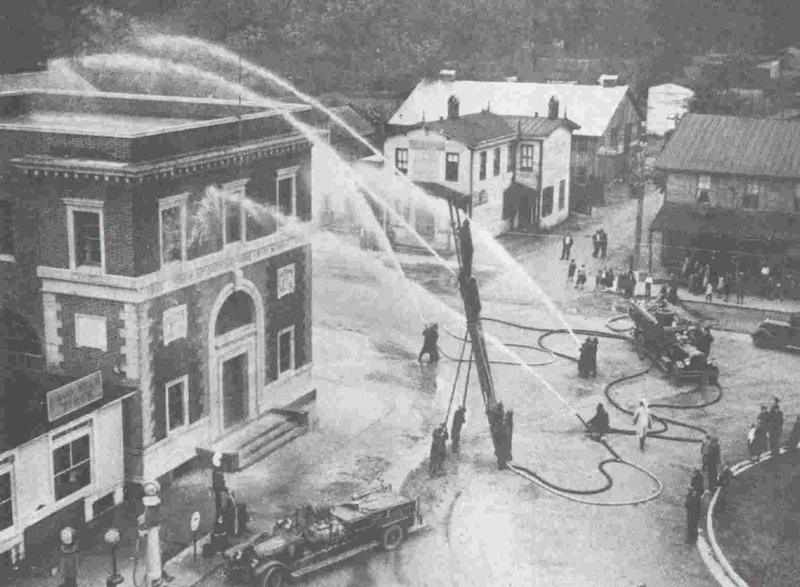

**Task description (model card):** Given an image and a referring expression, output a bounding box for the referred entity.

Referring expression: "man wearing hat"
[418,323,440,363]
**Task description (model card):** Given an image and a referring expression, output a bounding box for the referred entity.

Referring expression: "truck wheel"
[381,524,404,551]
[259,562,289,587]
[752,329,772,348]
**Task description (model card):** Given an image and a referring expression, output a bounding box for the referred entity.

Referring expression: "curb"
[698,446,793,587]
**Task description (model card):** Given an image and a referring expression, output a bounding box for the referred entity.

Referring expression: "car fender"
[254,558,287,578]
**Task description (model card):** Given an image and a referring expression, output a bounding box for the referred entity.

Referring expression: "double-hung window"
[278,326,295,375]
[697,175,711,203]
[52,425,91,501]
[165,375,189,434]
[395,148,408,174]
[275,168,298,219]
[479,151,487,180]
[159,194,187,266]
[445,153,459,182]
[743,181,759,209]
[66,199,105,273]
[493,148,501,176]
[0,468,12,531]
[520,144,535,171]
[0,200,13,260]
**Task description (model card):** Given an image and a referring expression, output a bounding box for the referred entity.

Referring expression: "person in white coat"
[632,398,652,451]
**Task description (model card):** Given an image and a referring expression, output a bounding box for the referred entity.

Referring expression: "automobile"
[224,484,425,586]
[752,313,800,351]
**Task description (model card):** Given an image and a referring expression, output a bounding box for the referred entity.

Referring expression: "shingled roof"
[656,113,800,179]
[424,111,515,147]
[503,115,580,137]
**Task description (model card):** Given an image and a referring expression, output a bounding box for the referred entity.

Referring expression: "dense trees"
[2,1,796,94]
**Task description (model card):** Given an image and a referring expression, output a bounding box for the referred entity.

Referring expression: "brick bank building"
[0,90,315,564]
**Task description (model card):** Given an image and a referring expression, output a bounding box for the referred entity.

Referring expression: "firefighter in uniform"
[451,406,466,453]
[419,323,440,363]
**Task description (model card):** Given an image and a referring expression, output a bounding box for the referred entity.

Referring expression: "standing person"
[575,265,587,290]
[418,323,440,363]
[632,398,652,451]
[595,268,604,292]
[735,272,745,305]
[503,410,514,462]
[754,405,770,460]
[787,415,800,452]
[747,423,759,462]
[587,403,610,436]
[599,228,608,259]
[561,232,573,260]
[578,337,591,378]
[589,337,598,376]
[705,281,713,302]
[592,230,600,258]
[685,487,702,544]
[722,273,731,302]
[429,426,443,477]
[644,273,654,299]
[690,468,705,495]
[706,436,721,491]
[436,423,449,473]
[459,218,474,279]
[567,259,577,284]
[769,398,784,457]
[451,406,466,453]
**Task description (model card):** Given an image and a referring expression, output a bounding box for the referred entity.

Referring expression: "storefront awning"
[650,202,800,242]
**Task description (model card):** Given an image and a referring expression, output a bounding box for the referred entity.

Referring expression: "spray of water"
[135,33,580,345]
[46,59,98,92]
[69,53,271,102]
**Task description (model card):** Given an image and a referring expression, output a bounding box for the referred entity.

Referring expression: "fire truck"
[752,313,800,352]
[628,300,719,384]
[224,484,425,586]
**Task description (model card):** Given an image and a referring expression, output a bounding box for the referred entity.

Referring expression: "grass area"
[714,450,800,587]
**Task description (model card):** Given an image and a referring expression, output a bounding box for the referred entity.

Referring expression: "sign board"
[47,371,103,422]
[190,511,201,532]
[409,139,445,151]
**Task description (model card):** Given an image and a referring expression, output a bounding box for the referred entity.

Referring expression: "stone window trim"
[0,463,14,534]
[49,418,92,503]
[165,374,189,435]
[277,325,296,377]
[275,167,299,218]
[158,193,188,267]
[65,198,105,275]
[222,179,249,247]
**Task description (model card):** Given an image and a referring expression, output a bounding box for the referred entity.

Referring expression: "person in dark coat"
[716,461,734,512]
[418,323,440,363]
[705,436,721,491]
[587,403,610,436]
[429,426,444,476]
[690,468,705,495]
[592,230,600,258]
[788,415,800,452]
[578,337,591,378]
[503,410,514,462]
[667,284,678,304]
[755,405,770,457]
[685,487,702,544]
[599,228,608,258]
[567,259,577,283]
[769,398,784,457]
[451,406,466,453]
[588,337,598,376]
[561,232,573,260]
[459,218,474,279]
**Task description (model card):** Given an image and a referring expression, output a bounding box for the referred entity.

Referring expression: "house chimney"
[447,95,460,120]
[548,96,559,120]
[439,69,456,82]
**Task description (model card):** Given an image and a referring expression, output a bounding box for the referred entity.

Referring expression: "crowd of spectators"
[679,251,800,303]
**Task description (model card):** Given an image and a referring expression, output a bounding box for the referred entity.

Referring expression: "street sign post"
[190,512,201,563]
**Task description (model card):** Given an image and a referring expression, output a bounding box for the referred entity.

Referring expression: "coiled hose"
[437,314,722,506]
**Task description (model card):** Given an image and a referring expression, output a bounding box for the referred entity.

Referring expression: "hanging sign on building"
[47,370,103,422]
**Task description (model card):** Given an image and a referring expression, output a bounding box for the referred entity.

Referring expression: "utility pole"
[632,138,646,271]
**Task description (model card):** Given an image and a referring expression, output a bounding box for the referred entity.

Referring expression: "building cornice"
[37,231,308,303]
[12,134,311,183]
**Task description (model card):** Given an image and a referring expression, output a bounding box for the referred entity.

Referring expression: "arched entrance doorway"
[209,283,264,435]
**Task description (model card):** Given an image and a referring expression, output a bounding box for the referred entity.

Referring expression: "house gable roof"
[389,79,631,137]
[656,113,800,179]
[503,115,580,137]
[423,111,515,147]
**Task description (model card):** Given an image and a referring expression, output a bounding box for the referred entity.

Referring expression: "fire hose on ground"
[435,314,724,506]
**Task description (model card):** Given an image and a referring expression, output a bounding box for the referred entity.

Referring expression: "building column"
[42,293,63,368]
